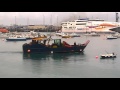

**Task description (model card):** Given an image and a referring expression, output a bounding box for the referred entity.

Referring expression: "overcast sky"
[0,12,118,26]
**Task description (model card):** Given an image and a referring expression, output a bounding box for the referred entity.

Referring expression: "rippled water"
[0,34,120,78]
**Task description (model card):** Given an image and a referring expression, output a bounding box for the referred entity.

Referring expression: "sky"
[0,12,118,26]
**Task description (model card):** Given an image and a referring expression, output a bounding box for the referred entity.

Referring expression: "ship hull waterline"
[23,44,87,53]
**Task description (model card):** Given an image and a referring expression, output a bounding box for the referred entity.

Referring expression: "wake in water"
[0,51,23,53]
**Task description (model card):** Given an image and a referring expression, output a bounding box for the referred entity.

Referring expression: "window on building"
[76,21,87,22]
[76,23,86,25]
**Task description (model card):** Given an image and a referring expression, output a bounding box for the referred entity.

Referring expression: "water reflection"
[23,52,85,61]
[100,58,116,64]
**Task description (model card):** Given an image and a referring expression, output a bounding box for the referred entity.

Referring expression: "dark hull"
[72,36,80,37]
[23,44,87,53]
[26,38,33,40]
[109,27,120,33]
[92,35,100,36]
[100,56,116,59]
[107,38,117,39]
[6,38,27,41]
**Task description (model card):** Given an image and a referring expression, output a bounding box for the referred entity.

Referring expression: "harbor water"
[0,34,120,78]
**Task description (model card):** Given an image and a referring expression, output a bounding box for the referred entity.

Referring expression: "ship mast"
[27,18,29,25]
[57,15,58,27]
[116,12,119,22]
[15,16,16,32]
[115,12,119,33]
[50,14,52,31]
[27,18,29,32]
[57,15,59,31]
[43,14,45,25]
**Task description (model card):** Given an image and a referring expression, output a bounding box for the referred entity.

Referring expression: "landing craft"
[23,36,90,53]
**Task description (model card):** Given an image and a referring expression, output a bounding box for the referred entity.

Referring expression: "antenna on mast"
[27,18,29,25]
[116,12,119,22]
[27,18,29,32]
[51,14,52,30]
[15,16,16,25]
[57,15,58,26]
[74,15,75,20]
[43,14,45,25]
[15,16,16,32]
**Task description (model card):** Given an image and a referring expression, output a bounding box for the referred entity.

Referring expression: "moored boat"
[22,37,90,53]
[69,33,80,37]
[62,35,72,38]
[100,53,117,59]
[61,33,72,38]
[106,35,117,39]
[84,32,100,36]
[90,32,100,36]
[112,32,120,38]
[55,32,65,36]
[0,33,9,39]
[6,35,27,41]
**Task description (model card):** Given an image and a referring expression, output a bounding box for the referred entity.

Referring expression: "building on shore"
[27,25,47,30]
[7,24,61,32]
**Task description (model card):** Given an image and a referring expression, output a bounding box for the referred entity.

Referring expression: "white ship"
[61,13,120,33]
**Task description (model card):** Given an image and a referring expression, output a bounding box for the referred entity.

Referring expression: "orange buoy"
[96,56,98,58]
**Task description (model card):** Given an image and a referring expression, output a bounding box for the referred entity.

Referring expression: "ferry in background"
[61,13,120,33]
[61,18,120,33]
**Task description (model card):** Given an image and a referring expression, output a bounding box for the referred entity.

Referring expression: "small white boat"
[0,33,9,38]
[100,53,116,59]
[6,35,27,41]
[84,33,92,36]
[84,32,100,36]
[112,32,120,38]
[61,33,72,38]
[69,33,80,37]
[90,32,100,36]
[106,35,117,39]
[56,32,65,36]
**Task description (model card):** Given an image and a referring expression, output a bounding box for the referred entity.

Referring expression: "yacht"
[84,32,100,36]
[106,35,117,39]
[6,35,27,41]
[112,32,120,38]
[69,32,80,37]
